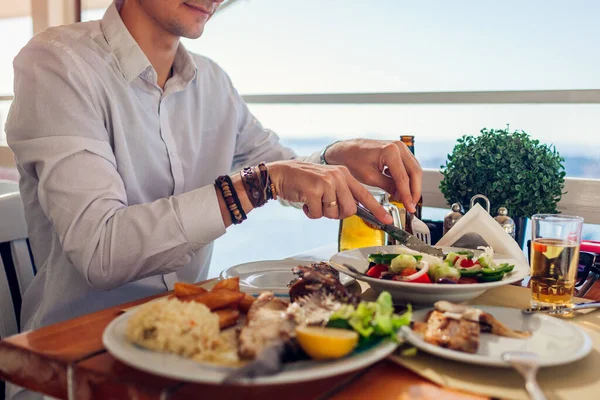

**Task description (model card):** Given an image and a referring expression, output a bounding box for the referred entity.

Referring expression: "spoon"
[502,351,546,400]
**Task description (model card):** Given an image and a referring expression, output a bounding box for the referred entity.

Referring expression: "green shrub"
[439,127,566,218]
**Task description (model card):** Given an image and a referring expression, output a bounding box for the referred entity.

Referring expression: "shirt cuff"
[174,185,227,252]
[297,149,322,164]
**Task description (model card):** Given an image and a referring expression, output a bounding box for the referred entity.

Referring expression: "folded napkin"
[435,204,528,266]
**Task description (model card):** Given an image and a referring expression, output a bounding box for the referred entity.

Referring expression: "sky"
[1,0,599,150]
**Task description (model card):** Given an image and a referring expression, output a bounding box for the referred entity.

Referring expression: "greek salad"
[365,247,514,284]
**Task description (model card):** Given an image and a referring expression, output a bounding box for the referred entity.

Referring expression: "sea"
[208,137,600,278]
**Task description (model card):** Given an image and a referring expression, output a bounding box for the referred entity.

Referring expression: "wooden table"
[0,244,527,399]
[0,286,484,400]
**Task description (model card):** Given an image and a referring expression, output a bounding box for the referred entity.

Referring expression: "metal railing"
[2,89,600,222]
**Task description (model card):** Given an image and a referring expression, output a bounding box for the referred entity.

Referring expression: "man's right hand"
[267,160,394,224]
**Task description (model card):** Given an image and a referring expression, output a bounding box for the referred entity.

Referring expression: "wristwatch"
[319,141,340,165]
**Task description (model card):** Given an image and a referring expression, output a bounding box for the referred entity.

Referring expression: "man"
[6,2,420,396]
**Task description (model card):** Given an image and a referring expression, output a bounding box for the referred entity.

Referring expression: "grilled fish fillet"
[238,292,296,359]
[422,310,481,354]
[434,301,531,339]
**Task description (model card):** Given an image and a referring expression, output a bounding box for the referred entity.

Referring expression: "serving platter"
[102,305,397,385]
[400,306,593,367]
[329,245,529,304]
[220,259,355,295]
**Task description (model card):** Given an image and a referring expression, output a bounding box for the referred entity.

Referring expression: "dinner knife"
[355,204,445,258]
[522,301,600,314]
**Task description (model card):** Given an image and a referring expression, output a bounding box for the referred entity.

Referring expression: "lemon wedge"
[295,326,359,360]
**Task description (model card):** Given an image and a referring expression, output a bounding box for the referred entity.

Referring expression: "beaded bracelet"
[215,175,247,225]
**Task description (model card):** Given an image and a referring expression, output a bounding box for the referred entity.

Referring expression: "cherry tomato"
[366,264,389,278]
[393,268,432,284]
[412,273,432,284]
[458,277,479,284]
[399,268,419,276]
[460,258,475,268]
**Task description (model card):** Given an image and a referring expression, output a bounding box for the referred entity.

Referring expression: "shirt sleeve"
[7,39,225,291]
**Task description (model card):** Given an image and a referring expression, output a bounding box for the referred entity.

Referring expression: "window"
[186,0,600,93]
[81,0,110,22]
[0,15,33,145]
[181,0,600,179]
[181,0,600,275]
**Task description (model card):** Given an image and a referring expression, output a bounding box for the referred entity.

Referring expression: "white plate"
[329,245,529,305]
[400,306,593,367]
[102,307,397,385]
[220,259,355,295]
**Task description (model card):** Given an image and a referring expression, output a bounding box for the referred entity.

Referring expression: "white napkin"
[435,203,528,265]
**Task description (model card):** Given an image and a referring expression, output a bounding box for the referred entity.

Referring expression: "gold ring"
[323,200,338,208]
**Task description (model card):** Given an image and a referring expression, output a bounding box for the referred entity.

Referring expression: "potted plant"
[439,127,566,247]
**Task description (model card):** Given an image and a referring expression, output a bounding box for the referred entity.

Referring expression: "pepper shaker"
[495,207,516,238]
[443,203,464,235]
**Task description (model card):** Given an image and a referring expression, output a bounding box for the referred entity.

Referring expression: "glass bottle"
[388,135,423,230]
[338,188,402,251]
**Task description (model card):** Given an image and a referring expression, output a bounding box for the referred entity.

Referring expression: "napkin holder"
[436,203,528,265]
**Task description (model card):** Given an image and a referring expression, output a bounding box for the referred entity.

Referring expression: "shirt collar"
[173,42,198,85]
[101,1,151,83]
[101,1,198,87]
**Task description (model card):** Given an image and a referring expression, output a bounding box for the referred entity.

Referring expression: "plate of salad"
[329,245,529,305]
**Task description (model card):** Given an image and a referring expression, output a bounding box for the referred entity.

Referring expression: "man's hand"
[324,139,422,213]
[268,160,393,224]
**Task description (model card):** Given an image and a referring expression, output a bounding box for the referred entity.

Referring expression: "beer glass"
[530,214,584,308]
[338,189,402,252]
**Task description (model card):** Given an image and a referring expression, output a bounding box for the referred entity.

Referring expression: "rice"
[126,298,239,364]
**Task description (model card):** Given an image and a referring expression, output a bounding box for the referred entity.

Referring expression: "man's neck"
[119,2,178,89]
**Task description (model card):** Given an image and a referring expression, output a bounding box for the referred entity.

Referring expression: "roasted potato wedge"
[238,293,256,313]
[215,309,240,329]
[212,277,240,292]
[173,282,208,299]
[191,289,244,311]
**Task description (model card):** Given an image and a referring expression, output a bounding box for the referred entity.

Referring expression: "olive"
[437,277,457,284]
[380,271,396,280]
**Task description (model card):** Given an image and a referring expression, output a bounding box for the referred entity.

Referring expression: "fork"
[409,214,432,245]
[502,351,546,400]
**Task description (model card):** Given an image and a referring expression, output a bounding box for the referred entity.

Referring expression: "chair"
[0,190,35,340]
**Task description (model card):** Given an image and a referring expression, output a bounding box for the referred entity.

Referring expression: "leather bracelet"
[215,175,246,224]
[257,163,273,201]
[241,166,267,208]
[256,162,278,201]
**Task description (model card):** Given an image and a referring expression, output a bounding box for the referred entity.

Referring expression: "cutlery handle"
[525,378,547,400]
[573,301,600,310]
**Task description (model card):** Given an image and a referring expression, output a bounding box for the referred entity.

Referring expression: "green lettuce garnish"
[327,291,412,341]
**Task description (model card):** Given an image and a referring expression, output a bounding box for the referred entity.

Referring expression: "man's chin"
[179,26,205,39]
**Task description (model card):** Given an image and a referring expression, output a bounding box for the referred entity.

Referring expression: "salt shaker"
[443,203,464,235]
[494,207,516,238]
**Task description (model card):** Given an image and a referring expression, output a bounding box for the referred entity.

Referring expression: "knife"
[522,301,600,314]
[355,204,445,258]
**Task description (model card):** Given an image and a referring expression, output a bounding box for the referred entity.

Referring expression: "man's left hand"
[324,139,422,213]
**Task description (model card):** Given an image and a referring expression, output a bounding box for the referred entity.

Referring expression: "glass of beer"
[338,188,402,252]
[530,214,584,309]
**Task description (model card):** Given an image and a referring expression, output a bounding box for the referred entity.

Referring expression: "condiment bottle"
[388,135,423,227]
[443,203,464,235]
[494,207,516,238]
